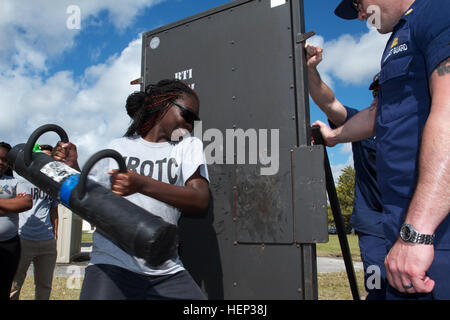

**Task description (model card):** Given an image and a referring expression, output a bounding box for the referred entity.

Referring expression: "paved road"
[317,257,363,274]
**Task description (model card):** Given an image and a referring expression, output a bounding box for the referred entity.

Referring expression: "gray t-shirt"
[0,175,29,241]
[18,178,58,241]
[88,136,209,276]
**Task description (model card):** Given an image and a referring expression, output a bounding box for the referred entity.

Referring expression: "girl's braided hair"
[124,79,198,137]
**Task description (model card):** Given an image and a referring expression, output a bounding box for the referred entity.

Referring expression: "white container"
[56,205,82,263]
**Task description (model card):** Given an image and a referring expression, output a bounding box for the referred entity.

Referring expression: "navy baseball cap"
[369,72,380,90]
[335,0,358,20]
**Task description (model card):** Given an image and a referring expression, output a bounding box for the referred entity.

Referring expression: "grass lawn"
[81,231,93,243]
[316,234,361,261]
[19,276,82,300]
[318,270,367,300]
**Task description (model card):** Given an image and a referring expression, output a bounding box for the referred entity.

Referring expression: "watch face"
[400,224,412,241]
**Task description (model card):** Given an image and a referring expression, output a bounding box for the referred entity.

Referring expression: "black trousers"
[0,235,21,300]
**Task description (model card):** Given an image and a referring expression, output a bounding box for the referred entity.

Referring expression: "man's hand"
[108,169,144,197]
[385,240,435,294]
[312,121,338,147]
[305,43,323,69]
[53,142,80,171]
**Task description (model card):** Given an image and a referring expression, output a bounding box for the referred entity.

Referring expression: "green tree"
[327,165,355,229]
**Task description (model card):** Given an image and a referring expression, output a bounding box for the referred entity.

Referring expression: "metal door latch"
[130,77,143,85]
[296,31,316,43]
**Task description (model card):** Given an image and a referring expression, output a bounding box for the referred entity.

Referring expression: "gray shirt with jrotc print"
[17,177,58,241]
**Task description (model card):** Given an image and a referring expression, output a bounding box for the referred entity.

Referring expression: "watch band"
[415,233,435,245]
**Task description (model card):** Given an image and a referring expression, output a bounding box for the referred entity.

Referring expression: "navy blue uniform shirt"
[377,0,450,248]
[330,107,383,237]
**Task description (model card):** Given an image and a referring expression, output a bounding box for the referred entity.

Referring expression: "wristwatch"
[399,224,435,245]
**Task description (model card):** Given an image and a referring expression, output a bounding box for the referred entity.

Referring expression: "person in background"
[0,141,32,300]
[306,43,385,299]
[10,144,59,300]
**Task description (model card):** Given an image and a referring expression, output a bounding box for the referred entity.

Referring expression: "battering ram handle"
[24,124,69,167]
[75,149,127,200]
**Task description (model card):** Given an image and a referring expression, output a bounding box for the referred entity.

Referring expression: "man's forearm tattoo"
[437,57,450,77]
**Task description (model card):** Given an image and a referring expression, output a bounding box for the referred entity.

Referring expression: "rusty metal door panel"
[235,162,294,244]
[291,146,328,243]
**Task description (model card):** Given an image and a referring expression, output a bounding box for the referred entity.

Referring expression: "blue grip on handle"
[59,174,80,207]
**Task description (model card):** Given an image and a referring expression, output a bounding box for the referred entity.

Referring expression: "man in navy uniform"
[314,0,450,299]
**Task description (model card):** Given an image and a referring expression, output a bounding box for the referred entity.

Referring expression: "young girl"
[0,142,32,300]
[75,79,210,300]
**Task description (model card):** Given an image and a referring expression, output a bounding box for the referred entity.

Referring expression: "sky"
[0,0,390,180]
